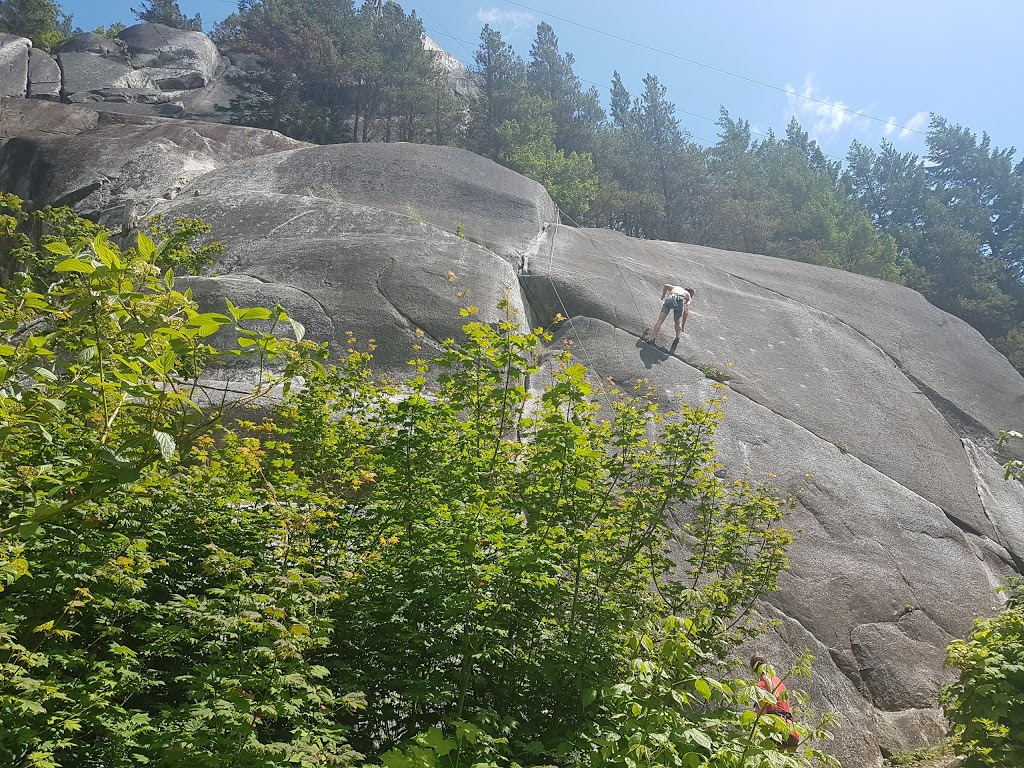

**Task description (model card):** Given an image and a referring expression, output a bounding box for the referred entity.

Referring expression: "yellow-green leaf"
[54,258,95,274]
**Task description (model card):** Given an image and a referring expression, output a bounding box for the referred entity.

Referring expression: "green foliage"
[996,430,1023,481]
[583,643,839,768]
[217,0,449,144]
[467,24,529,159]
[942,579,1024,768]
[1,195,831,767]
[695,364,731,383]
[884,740,953,766]
[0,0,70,50]
[145,212,224,273]
[131,0,202,31]
[0,197,319,767]
[93,22,126,37]
[503,133,599,221]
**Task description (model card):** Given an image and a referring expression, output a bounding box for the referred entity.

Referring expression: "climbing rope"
[553,206,650,334]
[539,209,615,404]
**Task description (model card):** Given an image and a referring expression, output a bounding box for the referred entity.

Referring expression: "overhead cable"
[498,0,927,137]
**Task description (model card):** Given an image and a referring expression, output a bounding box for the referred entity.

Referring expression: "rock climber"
[750,654,801,752]
[644,284,694,345]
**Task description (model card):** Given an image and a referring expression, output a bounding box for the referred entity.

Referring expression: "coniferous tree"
[609,71,632,130]
[467,24,527,159]
[216,0,359,143]
[527,22,604,156]
[926,116,1024,284]
[349,2,440,143]
[131,0,202,31]
[0,0,70,49]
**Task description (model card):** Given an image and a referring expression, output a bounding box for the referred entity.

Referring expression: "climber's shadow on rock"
[637,336,677,368]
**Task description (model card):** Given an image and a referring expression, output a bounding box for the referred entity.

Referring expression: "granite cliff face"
[2,53,1023,767]
[0,23,474,120]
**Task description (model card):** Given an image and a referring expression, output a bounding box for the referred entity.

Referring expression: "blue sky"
[63,0,1022,163]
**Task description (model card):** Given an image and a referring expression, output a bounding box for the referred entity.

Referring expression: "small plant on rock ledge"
[697,362,732,382]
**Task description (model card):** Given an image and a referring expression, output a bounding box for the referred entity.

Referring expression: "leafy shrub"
[942,579,1024,768]
[1,196,833,767]
[884,740,953,766]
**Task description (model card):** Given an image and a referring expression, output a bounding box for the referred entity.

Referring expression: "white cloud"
[785,77,928,145]
[784,75,867,135]
[476,7,536,35]
[898,111,928,139]
[882,112,927,140]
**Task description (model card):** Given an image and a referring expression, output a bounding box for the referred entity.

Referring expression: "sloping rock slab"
[27,49,61,100]
[522,225,1024,554]
[162,191,526,372]
[174,59,240,121]
[0,34,30,98]
[179,143,558,262]
[118,23,221,89]
[0,97,102,143]
[0,101,306,227]
[58,52,156,100]
[52,32,126,60]
[685,245,1024,456]
[535,317,1013,765]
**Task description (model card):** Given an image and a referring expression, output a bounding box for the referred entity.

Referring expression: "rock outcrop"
[0,98,306,229]
[1,23,480,122]
[1,96,1022,768]
[0,34,30,98]
[27,49,61,100]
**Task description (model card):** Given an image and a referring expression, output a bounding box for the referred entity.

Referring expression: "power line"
[422,26,720,147]
[498,0,926,137]
[419,28,827,154]
[415,2,478,63]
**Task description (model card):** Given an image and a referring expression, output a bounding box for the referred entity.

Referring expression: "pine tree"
[131,0,202,32]
[0,0,69,50]
[467,24,527,159]
[527,21,604,155]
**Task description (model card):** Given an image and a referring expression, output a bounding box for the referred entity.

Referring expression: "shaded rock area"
[0,98,306,229]
[1,97,1023,768]
[58,52,157,101]
[27,49,61,100]
[52,31,127,59]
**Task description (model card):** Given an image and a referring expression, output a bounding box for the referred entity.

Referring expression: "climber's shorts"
[661,296,686,319]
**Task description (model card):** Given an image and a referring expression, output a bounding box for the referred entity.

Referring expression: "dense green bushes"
[943,580,1024,768]
[940,432,1024,768]
[0,199,834,766]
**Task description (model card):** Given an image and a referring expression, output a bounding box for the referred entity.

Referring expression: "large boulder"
[52,32,126,60]
[117,23,222,90]
[0,34,30,98]
[162,192,527,374]
[27,49,61,100]
[57,52,156,101]
[0,99,306,226]
[178,143,558,263]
